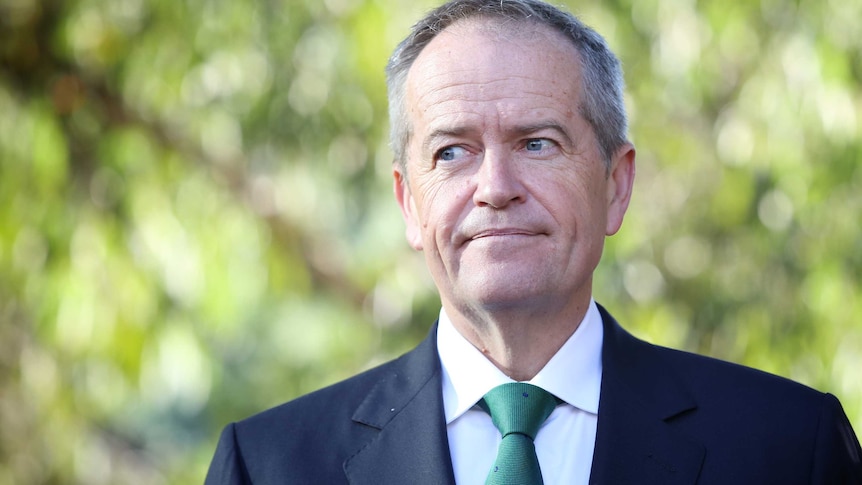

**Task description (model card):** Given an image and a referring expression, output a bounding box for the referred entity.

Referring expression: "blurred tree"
[0,0,859,483]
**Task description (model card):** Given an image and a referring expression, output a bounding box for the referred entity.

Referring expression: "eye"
[524,138,553,152]
[435,145,468,162]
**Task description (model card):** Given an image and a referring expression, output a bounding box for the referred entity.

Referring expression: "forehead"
[404,19,584,128]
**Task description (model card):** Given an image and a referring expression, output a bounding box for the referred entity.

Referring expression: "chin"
[458,279,550,311]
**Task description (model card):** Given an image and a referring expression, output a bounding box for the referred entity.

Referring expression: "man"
[205,0,862,483]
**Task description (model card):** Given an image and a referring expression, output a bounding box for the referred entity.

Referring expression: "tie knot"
[480,383,557,440]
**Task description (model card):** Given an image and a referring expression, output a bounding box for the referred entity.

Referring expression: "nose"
[472,149,526,209]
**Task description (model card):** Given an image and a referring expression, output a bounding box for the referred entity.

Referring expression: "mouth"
[470,228,540,240]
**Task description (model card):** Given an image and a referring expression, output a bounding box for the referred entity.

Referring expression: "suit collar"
[345,324,456,485]
[590,304,705,484]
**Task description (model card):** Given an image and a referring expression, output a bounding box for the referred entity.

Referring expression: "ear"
[605,142,636,236]
[393,166,424,251]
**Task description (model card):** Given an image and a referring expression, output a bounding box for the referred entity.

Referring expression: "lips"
[455,216,548,247]
[470,228,537,240]
[456,224,548,248]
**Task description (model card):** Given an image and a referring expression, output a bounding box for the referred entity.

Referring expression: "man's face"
[394,21,634,318]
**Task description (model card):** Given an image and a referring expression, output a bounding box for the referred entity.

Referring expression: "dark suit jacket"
[205,305,862,484]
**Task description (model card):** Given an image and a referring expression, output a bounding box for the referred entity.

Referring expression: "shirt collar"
[437,300,604,424]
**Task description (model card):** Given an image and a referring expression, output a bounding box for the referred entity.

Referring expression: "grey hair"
[385,0,628,172]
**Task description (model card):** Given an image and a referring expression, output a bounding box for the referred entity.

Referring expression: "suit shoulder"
[211,330,443,482]
[634,338,862,479]
[214,353,411,481]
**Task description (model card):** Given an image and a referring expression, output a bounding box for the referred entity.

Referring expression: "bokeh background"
[1,0,860,482]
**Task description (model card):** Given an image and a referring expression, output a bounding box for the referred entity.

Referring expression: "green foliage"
[1,0,860,482]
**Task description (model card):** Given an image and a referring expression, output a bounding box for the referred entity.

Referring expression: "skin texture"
[394,19,636,381]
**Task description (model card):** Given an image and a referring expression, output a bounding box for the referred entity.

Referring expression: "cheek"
[415,174,472,222]
[540,178,607,234]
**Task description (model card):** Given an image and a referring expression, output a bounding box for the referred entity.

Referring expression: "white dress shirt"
[437,299,603,485]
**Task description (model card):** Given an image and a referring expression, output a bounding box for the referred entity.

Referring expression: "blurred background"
[1,0,860,482]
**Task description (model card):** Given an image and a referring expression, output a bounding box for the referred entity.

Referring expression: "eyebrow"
[421,126,475,154]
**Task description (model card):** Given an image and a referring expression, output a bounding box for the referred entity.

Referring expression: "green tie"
[479,382,558,485]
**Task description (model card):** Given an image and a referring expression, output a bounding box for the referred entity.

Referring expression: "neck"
[443,296,590,381]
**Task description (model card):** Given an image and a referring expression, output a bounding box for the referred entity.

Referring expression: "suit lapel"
[344,325,456,485]
[590,306,705,485]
